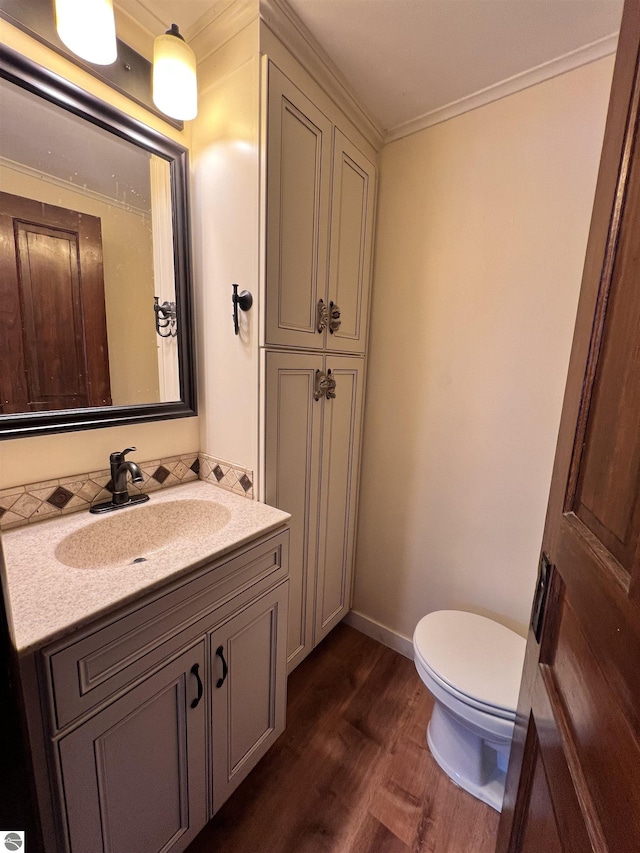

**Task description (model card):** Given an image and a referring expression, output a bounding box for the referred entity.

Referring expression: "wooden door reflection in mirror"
[0,192,112,413]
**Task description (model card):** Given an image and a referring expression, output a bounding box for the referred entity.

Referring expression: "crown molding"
[115,0,254,65]
[385,32,619,144]
[259,0,384,150]
[187,0,257,65]
[0,156,151,216]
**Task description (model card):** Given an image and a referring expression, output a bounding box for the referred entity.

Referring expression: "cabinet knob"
[317,298,329,333]
[314,369,328,401]
[326,369,336,399]
[313,369,337,401]
[328,301,341,334]
[317,299,342,334]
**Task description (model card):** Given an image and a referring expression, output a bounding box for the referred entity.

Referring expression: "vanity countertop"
[1,481,290,653]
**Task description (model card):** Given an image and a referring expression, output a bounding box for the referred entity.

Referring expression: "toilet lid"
[413,610,526,714]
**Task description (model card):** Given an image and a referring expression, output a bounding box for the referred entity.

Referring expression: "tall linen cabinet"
[261,62,376,671]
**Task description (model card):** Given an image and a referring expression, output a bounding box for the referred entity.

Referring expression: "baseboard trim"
[343,610,413,660]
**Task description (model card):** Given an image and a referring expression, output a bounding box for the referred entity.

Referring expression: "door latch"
[531,552,552,643]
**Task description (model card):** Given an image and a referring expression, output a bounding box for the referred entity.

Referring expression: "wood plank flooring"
[186,623,499,853]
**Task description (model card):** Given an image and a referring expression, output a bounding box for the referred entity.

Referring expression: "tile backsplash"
[199,453,254,500]
[0,453,254,531]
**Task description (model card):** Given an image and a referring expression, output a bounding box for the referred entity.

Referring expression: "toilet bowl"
[413,610,526,812]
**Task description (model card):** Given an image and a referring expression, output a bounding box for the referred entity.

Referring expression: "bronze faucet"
[90,447,150,514]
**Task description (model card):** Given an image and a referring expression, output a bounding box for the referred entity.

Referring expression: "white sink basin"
[55,499,232,569]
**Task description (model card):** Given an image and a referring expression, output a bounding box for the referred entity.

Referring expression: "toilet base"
[426,702,508,812]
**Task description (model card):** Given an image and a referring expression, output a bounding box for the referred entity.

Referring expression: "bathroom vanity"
[1,482,290,853]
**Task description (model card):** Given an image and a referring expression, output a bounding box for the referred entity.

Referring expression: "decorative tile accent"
[13,494,42,518]
[47,486,74,509]
[0,452,204,531]
[173,461,189,480]
[0,492,22,512]
[152,466,170,484]
[199,454,254,500]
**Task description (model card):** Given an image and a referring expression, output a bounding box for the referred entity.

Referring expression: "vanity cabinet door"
[265,63,332,350]
[210,582,288,813]
[315,356,365,642]
[58,642,207,853]
[326,131,376,355]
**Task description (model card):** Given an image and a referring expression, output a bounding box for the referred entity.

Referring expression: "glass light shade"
[55,0,117,65]
[153,27,198,121]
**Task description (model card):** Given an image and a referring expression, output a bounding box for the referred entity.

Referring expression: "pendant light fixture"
[54,0,117,66]
[153,24,198,121]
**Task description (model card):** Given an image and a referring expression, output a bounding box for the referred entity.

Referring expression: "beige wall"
[0,20,198,489]
[190,23,262,482]
[354,56,615,641]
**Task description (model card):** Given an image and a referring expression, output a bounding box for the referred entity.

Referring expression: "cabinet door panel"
[315,357,365,641]
[58,643,207,853]
[264,351,323,670]
[327,132,376,354]
[211,583,288,812]
[266,64,332,349]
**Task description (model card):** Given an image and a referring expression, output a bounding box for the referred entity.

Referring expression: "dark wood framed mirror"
[0,44,197,439]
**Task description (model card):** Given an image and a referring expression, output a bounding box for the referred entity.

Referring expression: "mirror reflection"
[0,75,180,416]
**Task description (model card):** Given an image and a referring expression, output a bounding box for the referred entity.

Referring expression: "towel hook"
[232,283,253,335]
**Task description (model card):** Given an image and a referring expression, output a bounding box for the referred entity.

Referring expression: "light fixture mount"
[0,0,184,129]
[166,23,184,40]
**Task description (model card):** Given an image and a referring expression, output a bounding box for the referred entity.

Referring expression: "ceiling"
[118,0,624,139]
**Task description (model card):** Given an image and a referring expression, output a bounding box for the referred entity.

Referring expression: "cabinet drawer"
[46,531,289,731]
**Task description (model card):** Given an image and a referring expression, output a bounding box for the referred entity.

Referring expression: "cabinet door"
[264,351,323,671]
[210,582,288,812]
[315,356,365,643]
[59,642,207,853]
[265,63,332,350]
[326,131,376,354]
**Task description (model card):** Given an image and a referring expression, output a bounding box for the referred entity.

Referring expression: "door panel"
[315,356,364,642]
[59,642,207,853]
[551,594,640,838]
[327,131,375,354]
[264,351,323,670]
[16,223,88,409]
[265,64,332,349]
[0,191,111,413]
[516,743,562,853]
[210,583,288,813]
[498,2,640,850]
[571,89,640,573]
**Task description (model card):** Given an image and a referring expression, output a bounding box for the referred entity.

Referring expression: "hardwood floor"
[187,623,499,853]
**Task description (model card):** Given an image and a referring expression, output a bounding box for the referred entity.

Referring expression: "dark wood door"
[496,2,640,851]
[0,192,111,413]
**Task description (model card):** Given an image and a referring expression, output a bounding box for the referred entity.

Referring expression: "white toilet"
[413,610,526,812]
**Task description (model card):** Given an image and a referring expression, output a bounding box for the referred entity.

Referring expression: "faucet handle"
[109,446,137,464]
